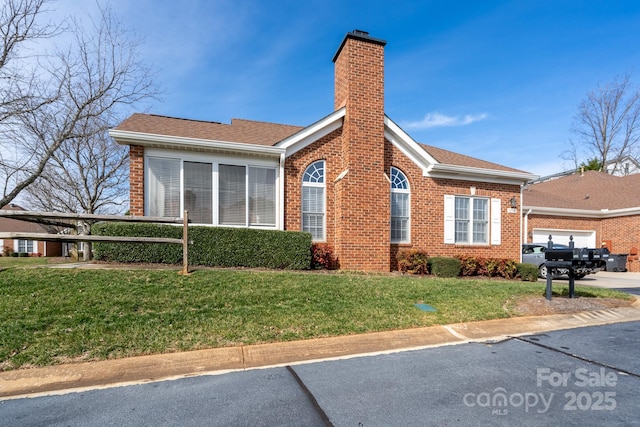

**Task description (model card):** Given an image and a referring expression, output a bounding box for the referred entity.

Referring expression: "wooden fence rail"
[0,210,191,274]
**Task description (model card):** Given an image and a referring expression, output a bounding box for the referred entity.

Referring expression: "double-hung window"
[302,160,325,240]
[454,197,488,244]
[390,167,410,243]
[18,239,33,253]
[445,195,500,245]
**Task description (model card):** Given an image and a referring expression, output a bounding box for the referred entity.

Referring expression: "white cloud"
[402,112,489,130]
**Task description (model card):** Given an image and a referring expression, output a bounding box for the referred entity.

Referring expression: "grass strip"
[0,267,629,370]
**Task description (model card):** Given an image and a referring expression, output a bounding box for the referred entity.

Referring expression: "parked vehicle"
[521,243,600,279]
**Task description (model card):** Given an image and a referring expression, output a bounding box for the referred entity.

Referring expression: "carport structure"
[523,170,640,271]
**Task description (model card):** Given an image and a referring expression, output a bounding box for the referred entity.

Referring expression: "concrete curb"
[2,299,640,399]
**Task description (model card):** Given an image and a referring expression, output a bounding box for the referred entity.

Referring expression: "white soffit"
[428,164,538,185]
[109,130,285,158]
[523,206,640,218]
[384,116,437,175]
[384,116,536,185]
[277,108,346,157]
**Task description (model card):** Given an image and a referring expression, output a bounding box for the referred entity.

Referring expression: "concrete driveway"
[554,271,640,295]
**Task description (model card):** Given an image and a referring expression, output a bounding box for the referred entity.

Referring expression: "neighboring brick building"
[110,30,535,272]
[0,204,62,257]
[522,170,640,272]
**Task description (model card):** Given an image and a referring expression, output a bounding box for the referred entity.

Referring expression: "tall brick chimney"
[332,30,390,271]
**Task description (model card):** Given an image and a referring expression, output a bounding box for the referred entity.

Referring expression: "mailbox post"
[543,235,609,301]
[544,235,576,300]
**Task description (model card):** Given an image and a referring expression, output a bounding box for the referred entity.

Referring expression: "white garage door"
[532,229,596,248]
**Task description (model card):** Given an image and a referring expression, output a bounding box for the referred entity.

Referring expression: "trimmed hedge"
[93,223,312,270]
[457,255,519,279]
[428,257,461,278]
[517,263,539,282]
[397,249,429,274]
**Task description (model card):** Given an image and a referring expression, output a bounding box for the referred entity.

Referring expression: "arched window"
[302,160,325,240]
[390,167,410,243]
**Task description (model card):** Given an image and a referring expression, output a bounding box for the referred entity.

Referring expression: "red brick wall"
[285,134,523,271]
[385,142,522,268]
[331,34,390,271]
[601,215,640,254]
[129,145,145,216]
[284,129,343,253]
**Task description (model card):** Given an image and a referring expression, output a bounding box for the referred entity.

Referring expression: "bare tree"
[0,0,157,208]
[24,123,129,214]
[568,74,640,172]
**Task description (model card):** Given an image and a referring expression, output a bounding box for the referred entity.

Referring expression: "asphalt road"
[3,320,640,426]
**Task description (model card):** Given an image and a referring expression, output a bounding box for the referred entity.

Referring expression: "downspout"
[279,152,286,230]
[523,208,532,262]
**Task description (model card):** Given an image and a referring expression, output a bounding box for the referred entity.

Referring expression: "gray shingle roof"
[115,113,530,174]
[0,205,54,234]
[523,170,640,210]
[114,114,303,146]
[421,143,528,174]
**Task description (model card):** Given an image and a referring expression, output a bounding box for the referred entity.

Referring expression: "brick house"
[522,170,640,272]
[0,204,62,257]
[110,30,535,272]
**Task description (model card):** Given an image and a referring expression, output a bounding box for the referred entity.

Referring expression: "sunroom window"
[146,156,276,227]
[147,157,181,217]
[184,161,213,224]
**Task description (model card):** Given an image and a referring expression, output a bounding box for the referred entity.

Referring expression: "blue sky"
[59,0,640,177]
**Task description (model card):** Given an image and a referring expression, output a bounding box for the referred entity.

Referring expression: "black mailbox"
[545,249,575,262]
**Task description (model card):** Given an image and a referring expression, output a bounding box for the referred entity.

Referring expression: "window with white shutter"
[444,195,500,245]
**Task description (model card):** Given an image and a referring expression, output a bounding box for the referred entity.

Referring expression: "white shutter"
[490,198,501,245]
[444,195,455,244]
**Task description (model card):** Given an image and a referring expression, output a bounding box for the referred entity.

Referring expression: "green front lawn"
[0,256,56,267]
[0,267,630,370]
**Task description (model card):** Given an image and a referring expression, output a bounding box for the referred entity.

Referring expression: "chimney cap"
[332,29,387,63]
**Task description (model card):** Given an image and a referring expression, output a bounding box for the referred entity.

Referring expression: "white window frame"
[444,195,501,245]
[390,167,410,244]
[17,239,34,253]
[302,160,326,241]
[144,149,280,229]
